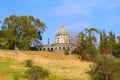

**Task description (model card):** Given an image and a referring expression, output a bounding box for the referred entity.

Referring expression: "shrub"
[26,66,50,80]
[14,75,19,80]
[72,48,79,55]
[43,48,46,51]
[89,55,120,80]
[64,49,69,55]
[30,47,38,51]
[25,59,33,68]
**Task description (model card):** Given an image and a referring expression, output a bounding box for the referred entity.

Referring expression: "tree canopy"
[72,27,120,59]
[0,15,46,50]
[72,28,99,60]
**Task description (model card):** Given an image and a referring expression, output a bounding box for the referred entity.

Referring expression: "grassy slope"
[0,50,93,80]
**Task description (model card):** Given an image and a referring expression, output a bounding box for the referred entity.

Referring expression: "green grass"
[0,61,26,80]
[45,75,81,80]
[0,64,22,73]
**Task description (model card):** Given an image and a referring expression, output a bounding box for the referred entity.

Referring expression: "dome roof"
[57,25,69,35]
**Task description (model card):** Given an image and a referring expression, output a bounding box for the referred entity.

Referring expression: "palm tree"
[84,28,99,45]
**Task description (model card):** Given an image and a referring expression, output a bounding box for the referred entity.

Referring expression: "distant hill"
[0,50,93,80]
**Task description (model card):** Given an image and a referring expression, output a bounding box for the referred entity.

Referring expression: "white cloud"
[53,0,120,16]
[66,20,90,32]
[105,2,120,10]
[53,0,94,16]
[54,4,81,16]
[93,0,120,10]
[106,4,117,9]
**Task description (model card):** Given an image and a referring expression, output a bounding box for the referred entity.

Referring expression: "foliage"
[26,66,50,80]
[89,55,120,80]
[73,28,99,60]
[0,30,8,49]
[72,28,120,60]
[72,48,80,55]
[30,47,38,51]
[25,59,33,68]
[0,15,46,50]
[100,31,115,55]
[113,36,120,58]
[99,30,120,57]
[43,48,46,51]
[64,49,69,55]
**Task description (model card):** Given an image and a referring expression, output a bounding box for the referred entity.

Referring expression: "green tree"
[74,28,99,60]
[99,30,103,54]
[114,36,120,57]
[77,31,88,59]
[108,31,116,55]
[99,30,111,55]
[84,28,99,45]
[1,15,46,50]
[100,31,117,56]
[89,55,120,80]
[84,28,99,58]
[0,30,8,48]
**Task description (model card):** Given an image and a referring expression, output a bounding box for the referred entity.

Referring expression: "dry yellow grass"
[0,72,12,80]
[0,50,93,80]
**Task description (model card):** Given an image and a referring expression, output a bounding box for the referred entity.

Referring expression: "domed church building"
[42,25,76,52]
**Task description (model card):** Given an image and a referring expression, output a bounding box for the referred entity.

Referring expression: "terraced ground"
[0,50,93,80]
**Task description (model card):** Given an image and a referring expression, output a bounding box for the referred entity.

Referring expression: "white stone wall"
[54,34,70,44]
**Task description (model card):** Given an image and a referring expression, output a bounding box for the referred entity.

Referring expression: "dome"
[57,25,69,35]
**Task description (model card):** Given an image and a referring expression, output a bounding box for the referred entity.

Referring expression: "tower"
[48,38,50,46]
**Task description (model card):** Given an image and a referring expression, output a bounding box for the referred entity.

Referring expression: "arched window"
[59,47,61,50]
[55,47,57,50]
[51,48,53,52]
[48,48,50,51]
[68,47,70,50]
[63,47,65,50]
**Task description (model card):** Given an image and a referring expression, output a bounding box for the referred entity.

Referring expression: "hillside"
[0,50,93,80]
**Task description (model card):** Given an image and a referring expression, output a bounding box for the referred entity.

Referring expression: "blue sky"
[0,0,120,44]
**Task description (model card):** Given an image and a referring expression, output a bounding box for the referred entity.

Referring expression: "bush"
[43,48,46,51]
[25,59,33,68]
[89,55,120,80]
[64,49,69,55]
[72,48,80,55]
[30,47,38,51]
[26,66,50,80]
[14,75,19,80]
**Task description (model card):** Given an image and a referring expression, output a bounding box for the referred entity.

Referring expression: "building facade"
[42,25,76,52]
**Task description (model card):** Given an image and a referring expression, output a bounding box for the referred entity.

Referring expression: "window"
[68,47,70,50]
[51,48,53,52]
[63,47,65,50]
[55,47,57,50]
[57,38,59,43]
[59,47,61,49]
